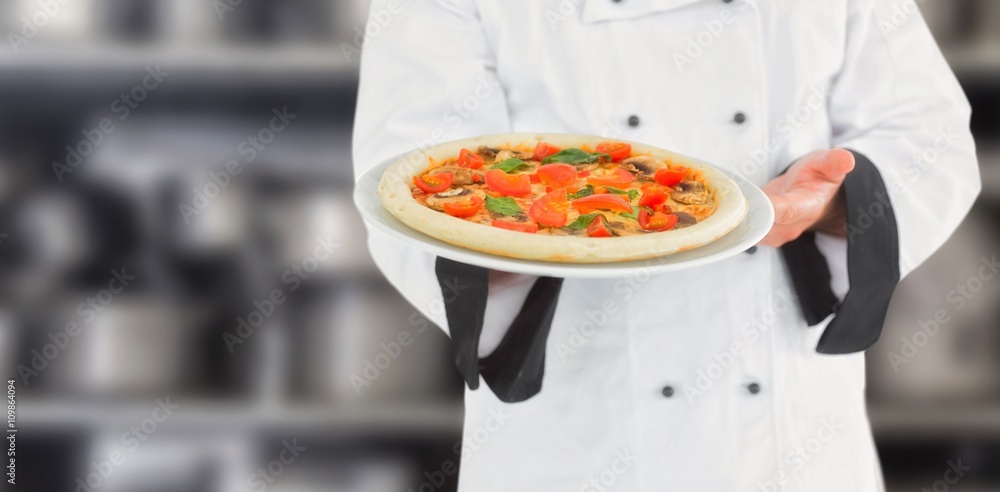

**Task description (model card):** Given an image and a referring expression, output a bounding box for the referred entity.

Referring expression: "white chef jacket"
[352,0,981,490]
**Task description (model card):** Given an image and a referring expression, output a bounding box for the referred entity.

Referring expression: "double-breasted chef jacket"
[352,0,981,490]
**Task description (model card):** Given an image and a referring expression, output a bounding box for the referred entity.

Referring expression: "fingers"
[758,229,791,248]
[769,189,823,225]
[814,148,855,183]
[770,194,801,225]
[762,190,825,246]
[759,148,855,248]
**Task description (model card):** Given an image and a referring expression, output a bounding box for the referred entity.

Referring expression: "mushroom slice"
[495,149,534,162]
[494,149,517,162]
[428,165,479,185]
[434,188,469,198]
[477,146,498,159]
[672,211,698,227]
[671,181,709,205]
[621,156,666,179]
[425,188,486,211]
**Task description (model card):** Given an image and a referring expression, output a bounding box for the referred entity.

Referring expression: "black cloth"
[435,257,564,403]
[780,150,901,354]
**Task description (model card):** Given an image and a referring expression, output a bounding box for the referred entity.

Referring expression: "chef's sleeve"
[352,0,554,401]
[783,0,981,353]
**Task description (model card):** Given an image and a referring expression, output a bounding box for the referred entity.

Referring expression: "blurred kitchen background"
[0,1,997,491]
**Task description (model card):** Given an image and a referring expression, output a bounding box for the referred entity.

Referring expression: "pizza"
[378,134,747,263]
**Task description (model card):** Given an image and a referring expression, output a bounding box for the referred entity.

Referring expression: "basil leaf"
[542,148,589,164]
[567,213,604,230]
[603,187,641,202]
[542,148,610,165]
[491,158,530,173]
[619,206,641,220]
[569,185,595,200]
[485,195,522,216]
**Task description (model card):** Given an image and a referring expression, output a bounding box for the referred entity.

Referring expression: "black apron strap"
[435,257,489,390]
[780,231,840,325]
[480,276,563,402]
[435,257,564,402]
[780,150,901,354]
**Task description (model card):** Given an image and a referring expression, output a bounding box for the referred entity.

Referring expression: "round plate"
[354,153,774,279]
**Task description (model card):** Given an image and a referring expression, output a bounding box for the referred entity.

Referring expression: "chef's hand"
[759,148,855,247]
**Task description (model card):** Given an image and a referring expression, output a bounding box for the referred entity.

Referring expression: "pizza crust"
[378,133,748,263]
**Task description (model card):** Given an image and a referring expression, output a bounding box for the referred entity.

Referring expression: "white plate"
[354,154,774,279]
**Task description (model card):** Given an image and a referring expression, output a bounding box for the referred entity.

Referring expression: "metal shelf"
[0,44,359,77]
[944,43,1000,79]
[17,399,463,433]
[979,150,1000,204]
[869,403,1000,439]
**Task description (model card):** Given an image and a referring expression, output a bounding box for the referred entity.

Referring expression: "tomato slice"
[413,173,453,194]
[528,189,569,227]
[535,163,577,189]
[596,142,632,163]
[442,195,484,218]
[586,215,613,237]
[533,142,561,161]
[577,170,591,178]
[638,185,671,208]
[457,148,485,169]
[528,174,541,184]
[638,208,679,232]
[491,220,540,233]
[587,168,634,188]
[571,194,633,214]
[485,169,532,197]
[654,167,688,187]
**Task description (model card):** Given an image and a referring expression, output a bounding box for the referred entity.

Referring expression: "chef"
[352,0,980,490]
